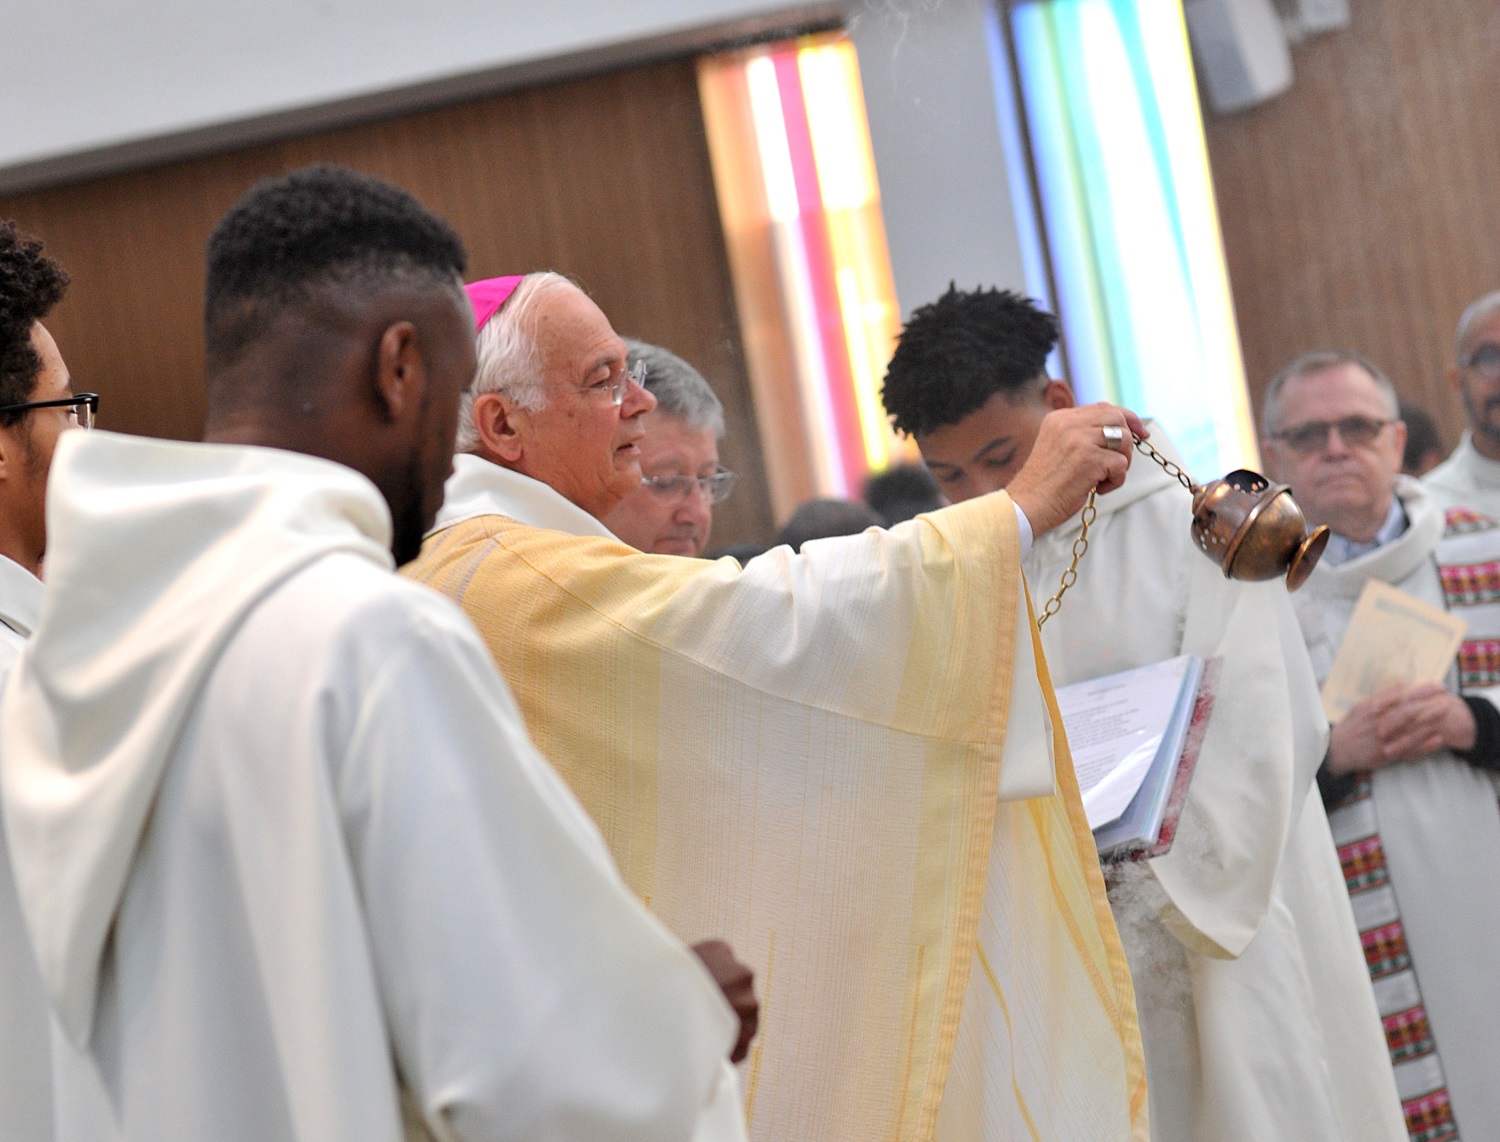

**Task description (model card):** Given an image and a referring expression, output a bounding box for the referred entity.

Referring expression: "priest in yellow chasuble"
[404,273,1149,1142]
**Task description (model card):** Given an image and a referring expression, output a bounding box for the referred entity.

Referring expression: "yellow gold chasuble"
[406,460,1144,1141]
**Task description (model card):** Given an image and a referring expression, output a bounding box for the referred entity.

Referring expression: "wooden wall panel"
[0,59,776,546]
[1203,0,1500,448]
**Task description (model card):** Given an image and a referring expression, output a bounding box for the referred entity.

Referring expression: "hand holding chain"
[1035,433,1329,628]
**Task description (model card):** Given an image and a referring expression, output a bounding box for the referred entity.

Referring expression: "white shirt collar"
[431,454,619,540]
[0,554,43,639]
[1322,495,1408,565]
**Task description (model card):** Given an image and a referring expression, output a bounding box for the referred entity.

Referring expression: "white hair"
[1455,290,1500,362]
[456,270,576,454]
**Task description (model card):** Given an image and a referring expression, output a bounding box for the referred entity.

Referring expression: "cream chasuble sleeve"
[409,491,1145,1142]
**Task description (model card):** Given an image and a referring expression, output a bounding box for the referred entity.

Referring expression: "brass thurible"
[1038,436,1330,626]
[1188,469,1330,591]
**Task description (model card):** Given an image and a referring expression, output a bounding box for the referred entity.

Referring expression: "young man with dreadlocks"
[882,285,1404,1142]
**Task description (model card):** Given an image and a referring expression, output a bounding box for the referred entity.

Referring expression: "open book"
[1056,655,1218,862]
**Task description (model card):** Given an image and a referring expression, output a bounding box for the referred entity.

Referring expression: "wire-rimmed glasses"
[641,468,736,504]
[539,360,647,406]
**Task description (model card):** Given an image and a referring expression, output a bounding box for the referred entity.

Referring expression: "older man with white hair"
[1426,290,1500,513]
[407,272,1154,1142]
[1264,348,1500,1142]
[603,340,730,557]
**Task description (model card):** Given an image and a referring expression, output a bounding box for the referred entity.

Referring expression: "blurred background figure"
[1400,399,1447,476]
[704,541,766,564]
[1264,347,1500,1141]
[604,339,732,557]
[1426,290,1500,514]
[773,497,882,553]
[862,462,943,526]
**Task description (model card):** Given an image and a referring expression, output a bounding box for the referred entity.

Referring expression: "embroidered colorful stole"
[1324,507,1500,1142]
[1328,779,1457,1142]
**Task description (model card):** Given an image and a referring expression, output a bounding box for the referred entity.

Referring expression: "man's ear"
[1446,363,1464,398]
[473,391,526,464]
[373,321,424,424]
[0,424,17,485]
[1041,379,1076,411]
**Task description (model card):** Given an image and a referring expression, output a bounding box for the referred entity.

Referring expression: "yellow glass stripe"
[799,38,914,475]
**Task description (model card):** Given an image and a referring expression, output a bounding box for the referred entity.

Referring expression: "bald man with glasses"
[1426,290,1500,516]
[1263,348,1500,1142]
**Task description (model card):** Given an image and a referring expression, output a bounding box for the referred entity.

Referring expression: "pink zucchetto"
[464,275,526,333]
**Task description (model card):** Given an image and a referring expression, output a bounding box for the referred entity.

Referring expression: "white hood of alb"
[0,431,393,1043]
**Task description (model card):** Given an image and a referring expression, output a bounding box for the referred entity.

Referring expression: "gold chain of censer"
[1037,436,1194,627]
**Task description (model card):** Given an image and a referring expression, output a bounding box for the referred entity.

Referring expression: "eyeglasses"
[0,392,99,430]
[1462,344,1500,382]
[641,468,736,504]
[540,360,647,406]
[1273,415,1391,453]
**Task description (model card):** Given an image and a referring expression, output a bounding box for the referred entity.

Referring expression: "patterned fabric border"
[1458,639,1500,689]
[1442,507,1495,535]
[1438,561,1500,607]
[1330,778,1460,1142]
[1441,506,1500,698]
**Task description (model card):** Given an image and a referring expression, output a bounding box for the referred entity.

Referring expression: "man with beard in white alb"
[1425,291,1500,515]
[0,166,748,1142]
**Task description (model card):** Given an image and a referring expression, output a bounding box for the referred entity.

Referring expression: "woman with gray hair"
[603,339,735,557]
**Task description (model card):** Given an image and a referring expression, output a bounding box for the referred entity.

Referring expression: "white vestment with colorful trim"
[1424,433,1500,518]
[1294,476,1500,1142]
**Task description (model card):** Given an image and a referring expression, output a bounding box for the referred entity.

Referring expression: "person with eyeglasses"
[408,274,1155,1142]
[423,271,760,1081]
[601,340,732,558]
[0,217,94,1142]
[1263,348,1500,1142]
[0,225,97,624]
[1425,291,1500,516]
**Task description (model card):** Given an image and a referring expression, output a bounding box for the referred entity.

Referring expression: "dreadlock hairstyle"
[881,284,1059,438]
[204,165,467,386]
[0,220,70,426]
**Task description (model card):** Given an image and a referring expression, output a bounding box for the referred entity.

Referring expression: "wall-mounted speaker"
[1183,0,1294,114]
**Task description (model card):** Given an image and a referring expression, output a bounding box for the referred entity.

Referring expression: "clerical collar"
[0,553,42,639]
[431,454,618,541]
[1322,496,1408,565]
